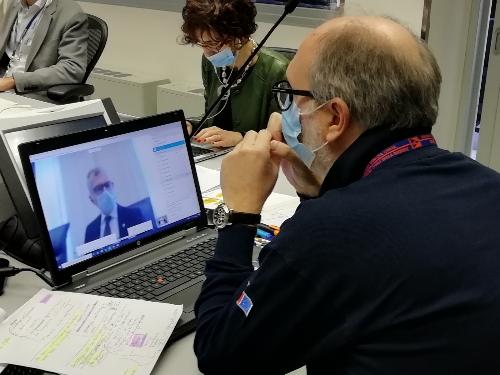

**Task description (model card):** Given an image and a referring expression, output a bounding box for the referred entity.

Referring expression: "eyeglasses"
[272,80,314,111]
[92,181,114,196]
[194,39,226,50]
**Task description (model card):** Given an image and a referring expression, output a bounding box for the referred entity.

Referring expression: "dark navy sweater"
[194,127,500,375]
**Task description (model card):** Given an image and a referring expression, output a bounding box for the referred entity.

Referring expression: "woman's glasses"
[194,39,226,50]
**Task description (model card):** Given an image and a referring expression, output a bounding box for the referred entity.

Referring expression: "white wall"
[477,1,500,170]
[427,0,476,151]
[77,1,424,86]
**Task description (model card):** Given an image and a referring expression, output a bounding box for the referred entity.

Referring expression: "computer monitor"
[0,98,120,237]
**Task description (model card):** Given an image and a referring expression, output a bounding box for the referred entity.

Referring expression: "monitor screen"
[28,121,202,270]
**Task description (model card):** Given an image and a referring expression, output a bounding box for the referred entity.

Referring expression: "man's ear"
[90,195,96,205]
[325,98,351,143]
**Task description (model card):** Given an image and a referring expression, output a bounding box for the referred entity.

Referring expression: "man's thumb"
[270,140,300,162]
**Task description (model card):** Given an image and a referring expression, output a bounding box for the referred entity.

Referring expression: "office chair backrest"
[268,47,297,62]
[45,14,108,103]
[83,14,108,84]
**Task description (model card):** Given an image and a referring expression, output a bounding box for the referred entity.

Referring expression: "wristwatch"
[211,203,261,230]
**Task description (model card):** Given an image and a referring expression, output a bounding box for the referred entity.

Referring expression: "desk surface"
[0,92,53,109]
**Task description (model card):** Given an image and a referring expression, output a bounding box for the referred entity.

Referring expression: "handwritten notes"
[0,289,182,375]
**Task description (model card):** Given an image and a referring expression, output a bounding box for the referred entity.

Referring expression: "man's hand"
[221,130,279,214]
[267,113,321,198]
[0,77,15,92]
[195,126,243,148]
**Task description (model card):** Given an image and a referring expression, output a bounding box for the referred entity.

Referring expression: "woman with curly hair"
[181,0,289,148]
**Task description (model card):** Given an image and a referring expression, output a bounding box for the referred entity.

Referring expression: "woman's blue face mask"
[207,47,236,68]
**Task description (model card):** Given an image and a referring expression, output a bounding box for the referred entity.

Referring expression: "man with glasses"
[84,168,146,246]
[193,15,500,375]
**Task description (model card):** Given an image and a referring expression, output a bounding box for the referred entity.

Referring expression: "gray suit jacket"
[0,0,88,93]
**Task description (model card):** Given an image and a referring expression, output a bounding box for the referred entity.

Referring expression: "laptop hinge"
[86,228,196,277]
[72,270,88,283]
[185,227,197,236]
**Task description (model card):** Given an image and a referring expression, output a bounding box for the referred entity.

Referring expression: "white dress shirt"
[3,0,51,77]
[99,204,120,239]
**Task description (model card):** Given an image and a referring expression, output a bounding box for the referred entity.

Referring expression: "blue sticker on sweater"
[236,291,253,317]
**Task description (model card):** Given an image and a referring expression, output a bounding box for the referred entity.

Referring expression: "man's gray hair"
[310,17,442,130]
[87,167,106,192]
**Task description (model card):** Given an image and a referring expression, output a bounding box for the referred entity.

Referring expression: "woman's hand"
[185,121,193,135]
[195,126,243,148]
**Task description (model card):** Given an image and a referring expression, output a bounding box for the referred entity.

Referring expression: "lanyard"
[12,5,45,57]
[363,134,437,177]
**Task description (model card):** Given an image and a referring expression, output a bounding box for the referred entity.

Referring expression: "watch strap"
[229,211,261,226]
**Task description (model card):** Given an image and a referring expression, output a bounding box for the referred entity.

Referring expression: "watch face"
[213,204,230,229]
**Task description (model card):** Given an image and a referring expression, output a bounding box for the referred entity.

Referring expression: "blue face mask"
[207,47,235,68]
[96,188,116,216]
[281,101,328,168]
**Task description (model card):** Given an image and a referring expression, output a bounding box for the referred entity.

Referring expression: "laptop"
[18,110,218,341]
[190,141,232,163]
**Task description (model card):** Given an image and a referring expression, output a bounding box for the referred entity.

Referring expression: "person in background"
[180,0,289,148]
[193,15,500,375]
[84,168,145,244]
[0,0,87,95]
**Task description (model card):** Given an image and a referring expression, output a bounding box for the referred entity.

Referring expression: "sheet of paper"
[261,193,300,227]
[202,188,300,227]
[195,165,220,193]
[202,187,224,209]
[0,288,183,375]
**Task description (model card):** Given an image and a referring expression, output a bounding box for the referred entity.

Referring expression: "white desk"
[0,92,53,109]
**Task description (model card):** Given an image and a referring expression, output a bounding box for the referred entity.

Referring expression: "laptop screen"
[27,120,202,270]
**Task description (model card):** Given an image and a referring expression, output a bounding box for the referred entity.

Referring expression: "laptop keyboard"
[88,237,216,302]
[191,145,214,157]
[1,365,47,375]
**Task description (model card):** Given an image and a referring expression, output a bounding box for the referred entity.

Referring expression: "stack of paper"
[0,289,183,375]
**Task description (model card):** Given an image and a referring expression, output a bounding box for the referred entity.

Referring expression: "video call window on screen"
[29,123,202,270]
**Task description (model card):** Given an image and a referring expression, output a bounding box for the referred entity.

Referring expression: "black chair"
[268,47,297,61]
[47,14,108,103]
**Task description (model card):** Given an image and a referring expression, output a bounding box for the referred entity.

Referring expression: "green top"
[201,47,289,133]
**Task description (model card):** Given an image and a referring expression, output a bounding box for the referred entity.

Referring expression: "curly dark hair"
[181,0,258,45]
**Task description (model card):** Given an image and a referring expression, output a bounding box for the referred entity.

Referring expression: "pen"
[256,228,274,241]
[257,223,280,236]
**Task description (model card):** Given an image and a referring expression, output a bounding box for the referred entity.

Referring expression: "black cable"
[0,266,54,287]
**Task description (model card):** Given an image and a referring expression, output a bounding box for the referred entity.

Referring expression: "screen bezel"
[19,110,207,286]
